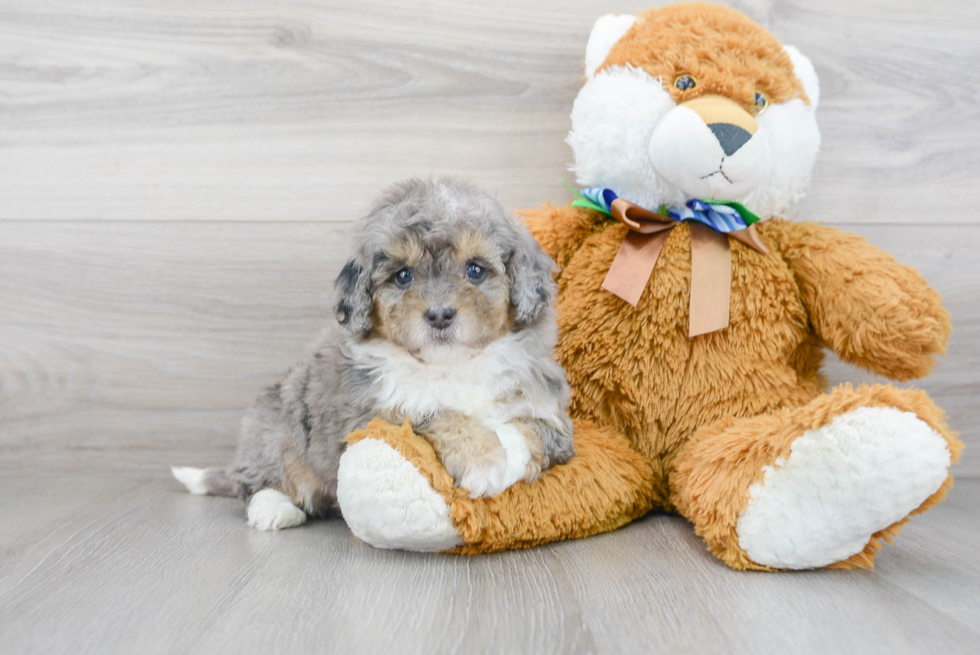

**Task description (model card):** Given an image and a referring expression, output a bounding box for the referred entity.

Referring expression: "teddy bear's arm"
[765,220,951,381]
[519,204,605,271]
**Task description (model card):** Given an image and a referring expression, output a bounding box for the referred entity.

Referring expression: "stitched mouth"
[700,158,733,184]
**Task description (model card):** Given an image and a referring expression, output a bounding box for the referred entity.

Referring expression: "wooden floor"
[2,0,979,653]
[0,475,977,655]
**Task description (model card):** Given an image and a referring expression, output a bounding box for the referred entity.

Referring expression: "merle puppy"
[173,178,574,530]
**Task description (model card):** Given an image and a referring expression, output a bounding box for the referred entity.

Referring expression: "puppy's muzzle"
[424,306,456,330]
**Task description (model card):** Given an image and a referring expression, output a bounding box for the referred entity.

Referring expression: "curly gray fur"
[182,177,574,517]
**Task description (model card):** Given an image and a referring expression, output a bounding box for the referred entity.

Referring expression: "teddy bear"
[334,2,962,570]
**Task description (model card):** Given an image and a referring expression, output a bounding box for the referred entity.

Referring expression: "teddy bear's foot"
[672,384,962,571]
[736,406,950,569]
[337,423,463,551]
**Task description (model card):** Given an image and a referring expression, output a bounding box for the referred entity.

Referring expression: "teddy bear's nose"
[679,94,759,158]
[708,123,753,156]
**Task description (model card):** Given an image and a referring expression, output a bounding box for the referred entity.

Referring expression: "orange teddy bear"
[336,2,961,570]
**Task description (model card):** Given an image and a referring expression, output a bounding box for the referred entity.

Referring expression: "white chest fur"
[347,335,545,490]
[348,336,533,424]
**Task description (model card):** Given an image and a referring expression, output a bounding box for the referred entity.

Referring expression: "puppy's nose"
[424,307,456,330]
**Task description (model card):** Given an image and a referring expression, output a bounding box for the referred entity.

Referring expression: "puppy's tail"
[171,465,240,497]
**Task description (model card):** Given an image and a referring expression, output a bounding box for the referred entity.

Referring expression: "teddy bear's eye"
[754,91,769,114]
[674,74,697,91]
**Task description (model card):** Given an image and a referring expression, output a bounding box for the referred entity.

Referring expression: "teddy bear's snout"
[684,94,759,156]
[647,94,771,202]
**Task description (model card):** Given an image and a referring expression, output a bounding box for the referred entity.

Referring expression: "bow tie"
[568,185,769,337]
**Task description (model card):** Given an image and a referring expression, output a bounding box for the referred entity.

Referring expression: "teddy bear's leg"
[670,384,962,571]
[337,418,656,553]
[337,420,464,551]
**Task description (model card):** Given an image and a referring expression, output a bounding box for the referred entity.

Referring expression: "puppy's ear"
[508,230,557,326]
[333,255,373,335]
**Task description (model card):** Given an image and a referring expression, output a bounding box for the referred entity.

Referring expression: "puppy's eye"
[394,267,414,287]
[466,262,487,283]
[674,74,697,91]
[754,91,769,114]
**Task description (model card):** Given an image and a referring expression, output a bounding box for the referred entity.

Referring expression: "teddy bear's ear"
[584,14,637,78]
[784,45,820,109]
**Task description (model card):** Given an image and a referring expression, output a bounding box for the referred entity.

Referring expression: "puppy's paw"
[247,489,307,531]
[520,458,543,484]
[451,449,509,498]
[546,426,576,467]
[550,438,575,466]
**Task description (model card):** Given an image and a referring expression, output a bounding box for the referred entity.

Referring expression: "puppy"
[172,178,575,530]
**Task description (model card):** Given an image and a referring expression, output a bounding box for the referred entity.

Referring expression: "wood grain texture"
[0,0,978,222]
[0,474,977,655]
[0,221,348,473]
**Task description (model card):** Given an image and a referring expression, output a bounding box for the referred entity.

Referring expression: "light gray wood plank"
[553,512,980,655]
[0,0,978,222]
[879,491,980,628]
[0,221,350,474]
[1,221,977,476]
[0,475,977,655]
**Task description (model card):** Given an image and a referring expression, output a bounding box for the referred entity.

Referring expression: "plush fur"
[599,5,809,107]
[569,2,820,219]
[335,3,962,570]
[173,178,574,528]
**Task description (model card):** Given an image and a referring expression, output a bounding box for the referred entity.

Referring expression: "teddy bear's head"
[568,3,820,219]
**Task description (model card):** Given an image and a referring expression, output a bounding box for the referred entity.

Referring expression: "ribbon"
[567,185,769,337]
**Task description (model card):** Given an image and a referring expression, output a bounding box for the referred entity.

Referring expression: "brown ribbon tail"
[688,222,732,337]
[610,198,675,234]
[602,230,671,307]
[603,197,766,334]
[729,222,769,255]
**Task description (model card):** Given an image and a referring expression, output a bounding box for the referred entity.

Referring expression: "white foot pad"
[247,489,307,531]
[737,407,951,569]
[337,439,463,551]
